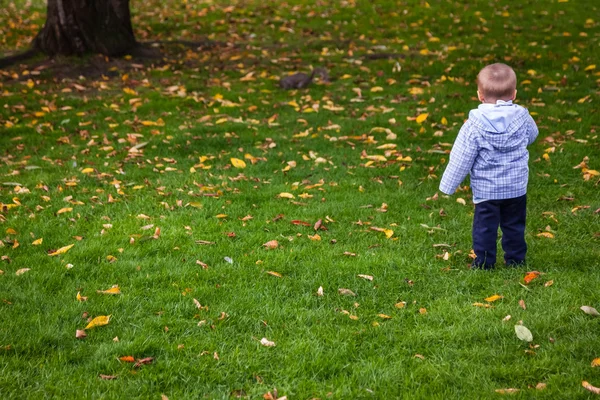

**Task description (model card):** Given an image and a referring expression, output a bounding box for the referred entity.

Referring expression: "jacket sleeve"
[439,122,479,195]
[526,113,539,145]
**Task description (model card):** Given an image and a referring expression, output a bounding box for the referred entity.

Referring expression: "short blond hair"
[477,63,517,102]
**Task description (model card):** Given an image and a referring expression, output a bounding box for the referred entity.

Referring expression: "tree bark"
[33,0,137,57]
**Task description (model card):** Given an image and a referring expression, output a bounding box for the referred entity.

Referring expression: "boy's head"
[477,63,517,103]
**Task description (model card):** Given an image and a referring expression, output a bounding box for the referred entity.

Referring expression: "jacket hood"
[469,100,529,151]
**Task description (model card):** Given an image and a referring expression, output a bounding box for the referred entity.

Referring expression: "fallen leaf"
[519,299,526,310]
[485,294,503,302]
[119,356,135,363]
[266,271,282,278]
[515,325,533,342]
[582,381,600,395]
[263,240,279,249]
[544,280,554,287]
[85,315,111,330]
[395,302,406,309]
[76,292,87,302]
[32,238,43,246]
[419,308,427,314]
[97,285,121,295]
[99,374,117,380]
[581,306,600,316]
[357,274,374,281]
[495,388,520,394]
[75,329,87,339]
[278,192,295,199]
[536,232,554,238]
[48,244,74,256]
[260,337,276,347]
[535,382,547,390]
[523,271,540,284]
[338,288,356,296]
[473,302,493,308]
[133,357,154,368]
[15,268,30,276]
[416,113,429,123]
[378,314,392,319]
[456,198,466,205]
[591,358,600,367]
[230,158,247,169]
[316,286,324,296]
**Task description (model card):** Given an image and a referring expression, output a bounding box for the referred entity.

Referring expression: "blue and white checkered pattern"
[439,101,538,200]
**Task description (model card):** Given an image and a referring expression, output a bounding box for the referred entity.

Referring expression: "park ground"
[1,0,600,398]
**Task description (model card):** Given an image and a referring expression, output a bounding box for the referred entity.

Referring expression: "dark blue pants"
[472,195,527,269]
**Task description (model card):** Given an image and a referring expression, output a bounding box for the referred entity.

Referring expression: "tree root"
[0,49,41,69]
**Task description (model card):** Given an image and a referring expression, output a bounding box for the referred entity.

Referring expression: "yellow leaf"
[378,314,392,319]
[395,302,406,309]
[97,286,121,295]
[370,86,384,92]
[81,167,95,174]
[141,120,157,126]
[76,292,87,302]
[48,244,74,256]
[592,358,600,367]
[278,192,295,199]
[485,294,503,302]
[230,158,246,169]
[215,214,228,219]
[308,234,321,241]
[85,315,111,330]
[416,113,429,123]
[537,232,554,238]
[441,117,448,125]
[6,228,17,235]
[32,238,43,246]
[456,198,467,205]
[266,271,282,278]
[57,207,73,214]
[584,64,596,71]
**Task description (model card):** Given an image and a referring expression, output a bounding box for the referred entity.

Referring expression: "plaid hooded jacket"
[439,100,538,201]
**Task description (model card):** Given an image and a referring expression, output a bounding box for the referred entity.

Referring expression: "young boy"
[439,63,538,269]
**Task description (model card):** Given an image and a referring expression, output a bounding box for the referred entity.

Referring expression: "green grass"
[1,0,599,398]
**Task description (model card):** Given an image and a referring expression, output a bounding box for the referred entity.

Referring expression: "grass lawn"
[1,0,599,398]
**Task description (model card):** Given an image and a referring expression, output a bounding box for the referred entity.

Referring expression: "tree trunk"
[33,0,137,57]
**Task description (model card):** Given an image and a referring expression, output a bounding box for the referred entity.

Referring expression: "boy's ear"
[512,89,517,100]
[477,90,485,102]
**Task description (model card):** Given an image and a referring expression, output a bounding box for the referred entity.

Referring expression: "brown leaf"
[581,306,600,317]
[592,358,600,367]
[266,271,282,278]
[357,274,373,281]
[291,220,310,226]
[338,288,356,296]
[314,219,323,231]
[133,357,154,368]
[15,268,30,276]
[582,381,600,394]
[263,240,279,249]
[495,388,519,394]
[535,382,547,390]
[519,299,526,310]
[99,374,117,380]
[75,329,87,339]
[119,356,135,363]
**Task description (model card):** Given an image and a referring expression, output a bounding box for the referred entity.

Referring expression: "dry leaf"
[99,374,117,380]
[357,274,373,281]
[582,381,600,395]
[514,325,533,342]
[260,337,276,347]
[119,356,135,363]
[75,329,87,339]
[537,232,554,239]
[133,357,154,368]
[263,240,279,249]
[48,244,74,256]
[278,192,295,199]
[97,285,121,295]
[581,306,600,316]
[316,286,324,296]
[485,294,503,302]
[85,315,111,330]
[523,271,540,284]
[266,271,282,278]
[378,313,392,319]
[230,158,247,169]
[32,238,43,246]
[456,198,466,205]
[519,299,526,310]
[338,288,356,296]
[495,388,519,394]
[419,308,427,314]
[591,358,600,367]
[416,113,429,123]
[395,302,406,309]
[15,268,30,276]
[544,280,554,287]
[76,292,87,302]
[535,382,547,390]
